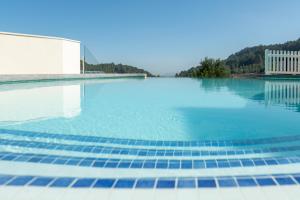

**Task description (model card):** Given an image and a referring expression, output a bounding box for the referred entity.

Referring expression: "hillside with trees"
[225,38,300,73]
[176,38,300,77]
[81,62,155,77]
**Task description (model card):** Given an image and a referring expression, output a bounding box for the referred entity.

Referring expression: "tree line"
[81,62,154,77]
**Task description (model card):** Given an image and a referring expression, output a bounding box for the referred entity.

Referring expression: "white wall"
[0,32,80,75]
[62,40,81,74]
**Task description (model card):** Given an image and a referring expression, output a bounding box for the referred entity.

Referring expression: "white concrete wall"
[62,40,81,74]
[0,32,80,75]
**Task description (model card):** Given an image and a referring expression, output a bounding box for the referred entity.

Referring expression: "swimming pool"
[0,78,299,199]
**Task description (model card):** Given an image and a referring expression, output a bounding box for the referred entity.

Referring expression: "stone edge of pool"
[0,73,147,84]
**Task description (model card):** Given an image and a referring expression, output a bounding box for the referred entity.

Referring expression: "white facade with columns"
[0,32,80,75]
[265,49,300,75]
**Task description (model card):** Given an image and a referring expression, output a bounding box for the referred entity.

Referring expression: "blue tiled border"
[0,152,299,169]
[0,129,299,147]
[0,139,300,157]
[0,173,299,189]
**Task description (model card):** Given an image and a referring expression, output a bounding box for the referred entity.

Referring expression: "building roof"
[0,31,80,43]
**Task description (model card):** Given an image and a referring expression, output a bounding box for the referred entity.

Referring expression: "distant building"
[0,32,80,75]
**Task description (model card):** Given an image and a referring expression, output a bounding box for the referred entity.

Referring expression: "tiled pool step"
[0,152,299,169]
[1,129,299,147]
[0,138,300,157]
[3,133,299,151]
[0,173,299,189]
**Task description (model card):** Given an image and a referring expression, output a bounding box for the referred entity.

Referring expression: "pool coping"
[0,73,147,84]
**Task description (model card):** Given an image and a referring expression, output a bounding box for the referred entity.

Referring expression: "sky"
[1,0,300,75]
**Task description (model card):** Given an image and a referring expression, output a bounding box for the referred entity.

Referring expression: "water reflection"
[0,84,82,124]
[199,78,300,112]
[264,80,300,112]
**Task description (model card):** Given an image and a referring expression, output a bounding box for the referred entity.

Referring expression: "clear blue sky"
[1,0,300,75]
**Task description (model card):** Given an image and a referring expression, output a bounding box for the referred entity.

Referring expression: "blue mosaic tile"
[93,179,115,188]
[131,161,143,168]
[2,155,17,161]
[275,177,296,185]
[135,179,156,188]
[206,161,218,168]
[293,175,300,184]
[105,162,118,168]
[156,161,168,169]
[218,178,237,187]
[276,158,290,164]
[253,159,266,166]
[114,179,135,188]
[0,175,14,185]
[156,179,175,189]
[7,176,34,186]
[197,179,216,188]
[65,159,81,165]
[28,157,43,163]
[118,161,131,168]
[14,156,31,162]
[79,160,93,167]
[255,178,276,186]
[181,160,193,169]
[218,161,230,168]
[72,178,96,188]
[50,178,75,187]
[241,160,255,167]
[177,179,196,188]
[1,129,300,157]
[265,159,278,165]
[1,151,299,170]
[93,161,106,168]
[236,178,257,187]
[39,157,56,164]
[53,159,68,165]
[29,177,54,186]
[169,162,180,169]
[229,161,242,167]
[193,160,205,168]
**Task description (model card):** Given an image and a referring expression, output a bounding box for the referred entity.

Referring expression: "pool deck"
[0,73,147,84]
[1,185,299,200]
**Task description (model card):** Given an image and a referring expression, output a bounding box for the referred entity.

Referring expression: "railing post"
[82,45,85,74]
[279,50,282,72]
[298,51,300,73]
[291,51,294,73]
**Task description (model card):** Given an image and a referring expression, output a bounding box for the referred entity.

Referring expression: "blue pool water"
[0,77,300,193]
[0,78,300,141]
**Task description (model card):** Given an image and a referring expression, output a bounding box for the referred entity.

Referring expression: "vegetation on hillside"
[81,62,154,77]
[225,38,300,73]
[177,38,300,77]
[175,58,230,78]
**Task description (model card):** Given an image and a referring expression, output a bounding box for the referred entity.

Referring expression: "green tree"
[176,58,230,78]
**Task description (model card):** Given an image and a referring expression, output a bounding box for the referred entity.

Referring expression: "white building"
[0,32,80,75]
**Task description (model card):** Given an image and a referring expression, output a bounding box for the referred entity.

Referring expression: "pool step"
[0,138,300,159]
[1,129,299,148]
[0,151,299,170]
